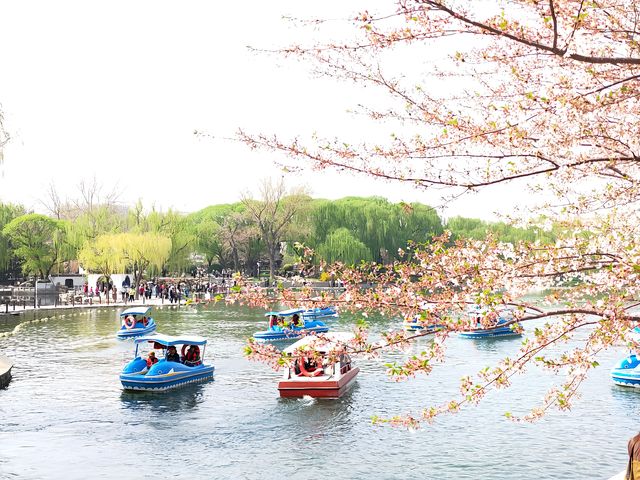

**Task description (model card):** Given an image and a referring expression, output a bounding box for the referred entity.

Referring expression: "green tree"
[0,203,26,272]
[77,233,129,299]
[447,217,556,244]
[194,218,222,270]
[78,232,171,296]
[2,213,67,278]
[317,228,373,265]
[310,197,443,263]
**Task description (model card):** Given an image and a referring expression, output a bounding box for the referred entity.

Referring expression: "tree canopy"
[2,213,67,278]
[0,203,26,274]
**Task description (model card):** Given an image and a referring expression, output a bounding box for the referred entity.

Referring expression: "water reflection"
[462,335,522,353]
[119,383,208,413]
[609,384,640,415]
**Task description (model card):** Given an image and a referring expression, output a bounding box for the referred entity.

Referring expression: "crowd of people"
[80,277,234,304]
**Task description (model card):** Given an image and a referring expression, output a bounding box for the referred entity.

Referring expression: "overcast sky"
[0,0,523,221]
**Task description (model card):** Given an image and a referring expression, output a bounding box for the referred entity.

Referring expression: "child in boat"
[146,351,158,368]
[291,314,301,327]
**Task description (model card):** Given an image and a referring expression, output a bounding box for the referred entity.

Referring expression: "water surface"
[0,304,635,479]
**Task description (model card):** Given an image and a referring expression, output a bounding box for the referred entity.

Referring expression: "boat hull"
[611,374,640,387]
[254,325,330,342]
[403,323,443,333]
[117,319,157,338]
[0,355,12,389]
[611,354,640,387]
[278,366,359,398]
[459,327,521,339]
[120,364,215,391]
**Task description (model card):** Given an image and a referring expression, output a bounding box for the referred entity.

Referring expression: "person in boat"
[291,313,301,327]
[182,345,201,366]
[166,345,180,363]
[294,356,324,377]
[627,431,640,479]
[268,314,279,329]
[141,316,148,327]
[146,351,158,368]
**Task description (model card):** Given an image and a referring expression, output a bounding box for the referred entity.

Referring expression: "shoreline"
[0,296,189,317]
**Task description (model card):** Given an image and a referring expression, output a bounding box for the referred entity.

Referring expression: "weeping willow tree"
[316,228,372,265]
[120,232,171,292]
[125,203,196,276]
[77,234,129,279]
[446,216,557,244]
[64,205,127,264]
[2,213,68,278]
[310,197,443,263]
[78,232,171,295]
[0,203,26,273]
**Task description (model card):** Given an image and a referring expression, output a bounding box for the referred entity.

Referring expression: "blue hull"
[120,364,215,391]
[459,328,521,339]
[611,374,640,387]
[254,325,330,342]
[404,323,443,333]
[117,319,157,338]
[611,354,640,387]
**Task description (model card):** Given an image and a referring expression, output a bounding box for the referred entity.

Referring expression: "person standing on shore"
[627,432,640,479]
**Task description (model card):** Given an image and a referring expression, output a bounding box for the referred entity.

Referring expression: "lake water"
[0,304,636,479]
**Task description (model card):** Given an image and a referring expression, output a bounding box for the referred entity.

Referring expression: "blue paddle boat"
[302,306,338,321]
[611,353,640,387]
[458,307,522,339]
[116,306,157,338]
[120,333,215,391]
[254,308,330,342]
[403,315,443,333]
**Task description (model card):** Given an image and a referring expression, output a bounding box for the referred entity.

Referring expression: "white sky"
[0,0,524,221]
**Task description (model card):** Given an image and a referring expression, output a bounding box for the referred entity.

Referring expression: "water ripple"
[0,304,633,479]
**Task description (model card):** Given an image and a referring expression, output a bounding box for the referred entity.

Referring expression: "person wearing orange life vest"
[182,345,201,366]
[146,351,158,368]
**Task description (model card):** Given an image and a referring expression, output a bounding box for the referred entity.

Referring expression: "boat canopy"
[264,308,305,317]
[466,305,514,316]
[283,332,354,355]
[120,306,152,317]
[134,333,208,346]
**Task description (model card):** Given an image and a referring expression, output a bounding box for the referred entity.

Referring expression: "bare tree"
[241,177,310,281]
[0,106,9,165]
